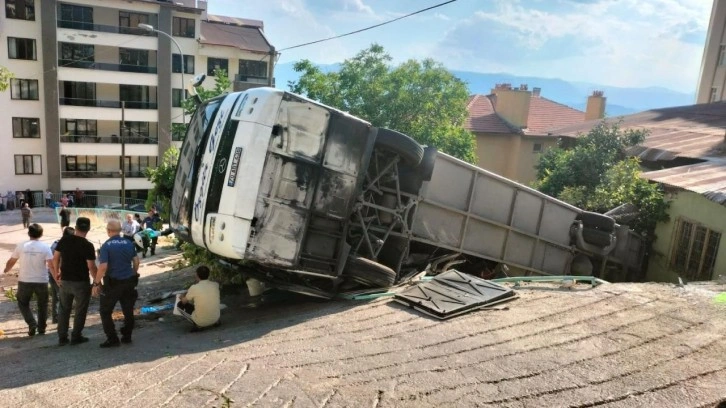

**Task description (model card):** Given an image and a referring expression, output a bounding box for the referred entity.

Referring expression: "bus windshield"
[170,97,223,241]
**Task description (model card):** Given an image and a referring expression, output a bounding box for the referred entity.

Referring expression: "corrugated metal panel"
[642,162,726,205]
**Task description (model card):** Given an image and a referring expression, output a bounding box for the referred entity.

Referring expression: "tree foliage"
[145,145,179,221]
[0,66,13,92]
[289,44,477,163]
[534,121,669,238]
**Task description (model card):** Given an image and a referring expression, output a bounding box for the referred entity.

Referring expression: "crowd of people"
[1,206,221,346]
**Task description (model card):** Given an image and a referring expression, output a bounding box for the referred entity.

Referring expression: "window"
[238,59,267,79]
[172,17,195,38]
[63,81,95,100]
[119,11,148,34]
[670,217,721,281]
[8,37,36,60]
[64,155,96,171]
[12,117,39,138]
[59,42,94,62]
[14,154,41,175]
[59,4,93,30]
[6,0,34,20]
[172,54,195,74]
[119,48,149,67]
[120,84,150,102]
[10,78,38,100]
[172,89,189,107]
[710,87,720,103]
[64,119,97,136]
[121,121,150,143]
[533,143,543,153]
[125,156,156,176]
[719,45,726,66]
[207,58,228,76]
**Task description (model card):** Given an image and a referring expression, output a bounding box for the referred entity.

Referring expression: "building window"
[207,58,228,76]
[710,87,719,103]
[64,155,97,171]
[63,81,95,101]
[10,78,38,100]
[121,121,150,143]
[14,154,41,175]
[12,117,39,138]
[119,11,148,34]
[533,143,543,153]
[119,48,149,67]
[172,89,189,107]
[238,59,267,79]
[670,217,721,281]
[172,54,195,74]
[59,4,93,30]
[5,0,34,20]
[59,42,94,63]
[172,17,195,38]
[8,37,36,60]
[64,119,97,136]
[719,45,726,66]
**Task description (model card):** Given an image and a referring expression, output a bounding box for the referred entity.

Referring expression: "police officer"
[92,219,139,348]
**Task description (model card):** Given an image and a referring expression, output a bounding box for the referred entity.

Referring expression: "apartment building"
[0,0,274,205]
[697,0,726,103]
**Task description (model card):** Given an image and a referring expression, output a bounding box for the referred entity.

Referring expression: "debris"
[394,270,516,319]
[713,293,726,304]
[140,303,175,314]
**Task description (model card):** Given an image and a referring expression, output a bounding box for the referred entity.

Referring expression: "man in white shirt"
[177,266,221,332]
[121,213,140,238]
[3,223,55,336]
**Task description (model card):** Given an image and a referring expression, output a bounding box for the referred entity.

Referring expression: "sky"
[208,0,714,93]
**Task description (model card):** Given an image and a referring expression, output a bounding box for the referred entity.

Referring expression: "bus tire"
[375,128,424,166]
[344,257,397,288]
[582,228,613,247]
[581,211,616,232]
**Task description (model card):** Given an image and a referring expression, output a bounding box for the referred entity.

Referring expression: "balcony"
[62,170,148,178]
[60,135,158,144]
[233,75,273,92]
[59,60,157,74]
[57,20,155,36]
[59,98,157,109]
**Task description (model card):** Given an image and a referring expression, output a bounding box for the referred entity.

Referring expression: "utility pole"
[121,101,126,208]
[268,47,276,87]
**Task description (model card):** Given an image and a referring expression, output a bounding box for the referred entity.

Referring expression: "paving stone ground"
[1,207,726,407]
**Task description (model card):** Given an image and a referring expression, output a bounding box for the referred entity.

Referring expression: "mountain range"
[274,62,696,117]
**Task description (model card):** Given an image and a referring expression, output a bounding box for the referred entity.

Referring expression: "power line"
[277,0,458,52]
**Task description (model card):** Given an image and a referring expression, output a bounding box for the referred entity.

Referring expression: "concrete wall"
[647,190,726,282]
[475,132,557,184]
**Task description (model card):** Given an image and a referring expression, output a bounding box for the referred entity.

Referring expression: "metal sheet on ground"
[394,270,516,319]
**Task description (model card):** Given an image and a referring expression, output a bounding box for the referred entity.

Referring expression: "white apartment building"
[697,0,726,103]
[0,0,274,206]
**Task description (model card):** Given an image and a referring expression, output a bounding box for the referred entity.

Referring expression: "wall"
[647,190,726,282]
[696,0,726,103]
[475,132,556,184]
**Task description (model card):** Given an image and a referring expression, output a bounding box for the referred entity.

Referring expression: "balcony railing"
[58,59,157,74]
[59,98,158,109]
[61,170,149,178]
[57,20,156,36]
[234,74,268,84]
[60,135,158,144]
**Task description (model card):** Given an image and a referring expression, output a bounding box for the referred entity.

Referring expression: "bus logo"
[228,147,243,187]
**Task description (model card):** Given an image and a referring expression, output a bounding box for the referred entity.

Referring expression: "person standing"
[53,217,97,346]
[3,224,54,336]
[17,191,25,208]
[60,194,68,208]
[45,190,53,207]
[20,202,32,229]
[59,205,70,229]
[74,188,84,207]
[49,227,75,324]
[142,210,162,256]
[93,219,140,347]
[177,266,221,332]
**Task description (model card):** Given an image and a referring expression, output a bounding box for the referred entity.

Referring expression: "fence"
[0,192,148,212]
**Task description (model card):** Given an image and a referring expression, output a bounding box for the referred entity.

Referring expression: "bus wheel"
[344,257,397,288]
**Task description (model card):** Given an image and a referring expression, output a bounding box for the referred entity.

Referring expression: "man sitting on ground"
[177,266,220,332]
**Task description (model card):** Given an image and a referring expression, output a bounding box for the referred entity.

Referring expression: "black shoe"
[59,337,69,346]
[38,329,46,335]
[121,336,132,344]
[28,327,36,337]
[100,338,121,348]
[70,336,89,345]
[190,325,203,333]
[150,249,155,256]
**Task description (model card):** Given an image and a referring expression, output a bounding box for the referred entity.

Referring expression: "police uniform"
[97,234,139,345]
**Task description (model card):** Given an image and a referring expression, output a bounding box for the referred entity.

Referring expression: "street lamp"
[138,23,186,124]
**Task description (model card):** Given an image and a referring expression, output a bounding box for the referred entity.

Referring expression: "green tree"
[172,68,232,140]
[534,121,669,238]
[290,44,477,163]
[0,66,13,92]
[145,145,179,221]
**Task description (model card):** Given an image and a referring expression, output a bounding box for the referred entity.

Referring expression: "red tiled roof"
[524,96,584,135]
[551,102,726,161]
[465,94,584,135]
[465,95,516,134]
